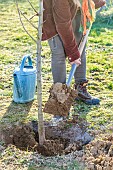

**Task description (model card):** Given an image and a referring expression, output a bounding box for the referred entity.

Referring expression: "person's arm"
[93,0,106,9]
[52,0,80,62]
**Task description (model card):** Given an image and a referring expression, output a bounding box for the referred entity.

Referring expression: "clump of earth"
[43,83,77,117]
[0,116,92,156]
[84,134,113,170]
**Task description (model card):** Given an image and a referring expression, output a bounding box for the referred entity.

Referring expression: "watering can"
[13,54,36,103]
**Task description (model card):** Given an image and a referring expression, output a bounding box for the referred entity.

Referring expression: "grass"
[0,0,113,169]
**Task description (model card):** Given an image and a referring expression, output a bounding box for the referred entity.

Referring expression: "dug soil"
[84,133,113,170]
[43,83,77,117]
[1,118,113,169]
[1,116,91,156]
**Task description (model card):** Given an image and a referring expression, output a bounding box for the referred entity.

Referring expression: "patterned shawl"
[80,0,96,34]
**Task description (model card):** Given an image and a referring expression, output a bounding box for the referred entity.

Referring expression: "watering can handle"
[66,26,92,87]
[20,54,32,72]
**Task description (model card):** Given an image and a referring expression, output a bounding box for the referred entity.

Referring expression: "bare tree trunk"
[37,0,45,146]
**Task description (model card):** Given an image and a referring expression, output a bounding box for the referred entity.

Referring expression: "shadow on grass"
[1,100,33,125]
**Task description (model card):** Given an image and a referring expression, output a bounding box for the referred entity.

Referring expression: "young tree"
[37,0,45,145]
[16,0,45,145]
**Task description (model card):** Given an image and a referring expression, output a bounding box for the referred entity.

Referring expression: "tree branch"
[29,13,39,20]
[19,9,38,30]
[27,0,40,20]
[15,0,37,43]
[27,0,39,15]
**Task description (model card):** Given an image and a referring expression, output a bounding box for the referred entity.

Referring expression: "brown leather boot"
[75,80,100,105]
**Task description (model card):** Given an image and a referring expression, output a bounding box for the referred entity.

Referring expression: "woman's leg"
[74,46,87,83]
[72,11,87,83]
[48,35,66,84]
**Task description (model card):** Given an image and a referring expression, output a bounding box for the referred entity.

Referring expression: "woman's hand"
[70,58,81,66]
[93,0,106,9]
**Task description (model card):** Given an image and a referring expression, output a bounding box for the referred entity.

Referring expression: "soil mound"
[1,117,92,156]
[84,134,113,170]
[43,83,77,116]
[37,139,64,156]
[1,124,37,150]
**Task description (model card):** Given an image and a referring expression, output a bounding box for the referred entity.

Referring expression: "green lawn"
[0,0,113,169]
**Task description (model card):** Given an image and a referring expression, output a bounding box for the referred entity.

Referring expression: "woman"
[42,0,106,105]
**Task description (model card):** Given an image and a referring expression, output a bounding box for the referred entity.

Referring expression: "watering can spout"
[13,73,22,98]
